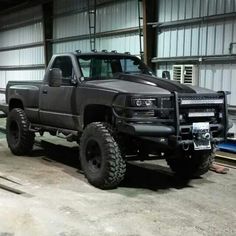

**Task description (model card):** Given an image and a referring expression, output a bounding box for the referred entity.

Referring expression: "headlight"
[131,98,156,107]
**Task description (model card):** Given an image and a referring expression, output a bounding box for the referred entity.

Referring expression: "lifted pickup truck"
[0,51,229,189]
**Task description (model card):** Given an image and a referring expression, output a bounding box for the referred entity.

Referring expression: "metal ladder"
[138,0,144,60]
[88,0,97,51]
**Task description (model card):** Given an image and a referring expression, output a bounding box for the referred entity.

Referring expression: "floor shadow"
[31,140,80,169]
[30,140,191,191]
[120,162,191,191]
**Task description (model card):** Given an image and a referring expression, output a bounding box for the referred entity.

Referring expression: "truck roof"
[54,51,139,59]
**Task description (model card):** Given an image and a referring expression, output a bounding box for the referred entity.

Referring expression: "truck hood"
[84,74,214,94]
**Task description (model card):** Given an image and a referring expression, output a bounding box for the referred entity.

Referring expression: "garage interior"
[0,0,236,235]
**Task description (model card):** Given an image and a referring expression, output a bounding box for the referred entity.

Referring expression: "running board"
[30,123,79,137]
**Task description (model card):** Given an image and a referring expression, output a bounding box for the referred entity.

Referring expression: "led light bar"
[181,99,224,105]
[188,112,215,117]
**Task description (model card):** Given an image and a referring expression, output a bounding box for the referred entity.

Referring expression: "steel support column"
[143,0,157,69]
[42,1,53,66]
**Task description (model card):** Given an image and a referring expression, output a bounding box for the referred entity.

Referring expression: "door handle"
[42,90,48,94]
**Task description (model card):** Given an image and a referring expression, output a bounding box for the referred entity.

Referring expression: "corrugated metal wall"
[0,6,45,101]
[156,0,236,105]
[53,0,141,54]
[157,19,236,58]
[159,0,236,22]
[0,0,141,101]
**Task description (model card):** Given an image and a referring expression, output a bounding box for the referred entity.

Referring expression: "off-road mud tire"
[6,108,35,155]
[80,122,126,189]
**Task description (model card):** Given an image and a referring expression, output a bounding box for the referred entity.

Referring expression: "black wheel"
[80,122,126,189]
[6,108,35,155]
[166,150,211,178]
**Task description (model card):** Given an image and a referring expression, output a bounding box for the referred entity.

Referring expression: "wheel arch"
[83,104,113,128]
[9,99,24,111]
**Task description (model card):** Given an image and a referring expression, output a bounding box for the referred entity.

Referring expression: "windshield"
[77,55,153,80]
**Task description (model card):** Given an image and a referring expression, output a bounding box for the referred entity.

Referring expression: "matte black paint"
[0,52,225,136]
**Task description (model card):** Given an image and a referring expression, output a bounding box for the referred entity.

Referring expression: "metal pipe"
[0,19,42,32]
[148,12,236,29]
[0,65,45,71]
[152,55,236,64]
[0,42,44,52]
[52,27,140,44]
[53,0,126,19]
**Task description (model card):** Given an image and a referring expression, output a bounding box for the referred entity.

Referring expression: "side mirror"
[162,71,171,80]
[48,68,62,87]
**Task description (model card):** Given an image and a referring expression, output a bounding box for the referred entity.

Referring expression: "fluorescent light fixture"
[188,112,215,117]
[181,99,224,105]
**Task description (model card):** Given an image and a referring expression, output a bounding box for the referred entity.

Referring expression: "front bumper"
[113,91,228,147]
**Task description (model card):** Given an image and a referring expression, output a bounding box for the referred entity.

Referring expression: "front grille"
[177,94,225,139]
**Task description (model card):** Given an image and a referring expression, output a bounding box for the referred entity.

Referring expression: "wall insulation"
[0,6,45,101]
[156,0,236,104]
[157,19,236,58]
[156,0,236,134]
[159,0,236,22]
[53,0,141,54]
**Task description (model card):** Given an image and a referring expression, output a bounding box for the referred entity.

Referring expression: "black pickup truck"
[0,51,229,189]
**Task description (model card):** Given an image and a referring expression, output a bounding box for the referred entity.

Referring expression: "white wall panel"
[53,0,140,55]
[0,71,6,89]
[0,6,42,28]
[163,31,171,57]
[54,0,87,14]
[170,29,177,57]
[4,70,44,83]
[0,6,44,88]
[157,19,236,58]
[158,0,236,22]
[0,47,44,66]
[0,23,43,47]
[184,27,191,56]
[53,40,90,53]
[193,0,201,18]
[53,12,89,39]
[53,33,140,55]
[97,0,139,33]
[177,28,184,57]
[53,0,139,40]
[157,63,236,106]
[54,0,115,15]
[191,26,200,56]
[97,34,140,55]
[199,64,236,106]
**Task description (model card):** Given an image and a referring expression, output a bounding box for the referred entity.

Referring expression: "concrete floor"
[0,133,235,236]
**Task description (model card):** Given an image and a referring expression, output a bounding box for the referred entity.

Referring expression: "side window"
[120,59,140,74]
[80,58,91,78]
[52,56,73,82]
[79,58,114,79]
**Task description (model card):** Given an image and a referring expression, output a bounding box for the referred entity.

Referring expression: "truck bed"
[0,80,43,115]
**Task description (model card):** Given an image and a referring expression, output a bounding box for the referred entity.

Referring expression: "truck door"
[39,56,80,130]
